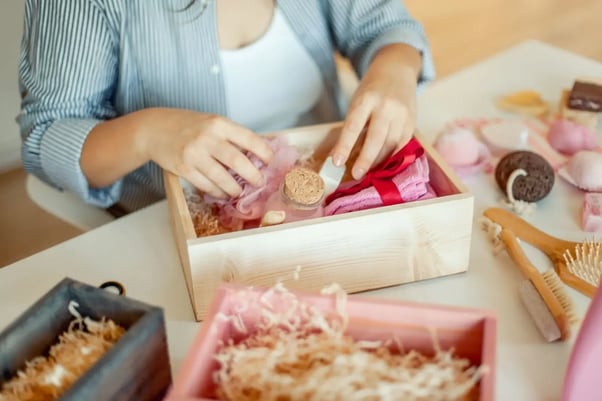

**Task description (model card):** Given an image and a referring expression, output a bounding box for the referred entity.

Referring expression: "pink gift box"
[167,284,497,401]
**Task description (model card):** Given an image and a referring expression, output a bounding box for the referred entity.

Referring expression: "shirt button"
[210,64,221,75]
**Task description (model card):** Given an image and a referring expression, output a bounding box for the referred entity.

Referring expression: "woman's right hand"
[141,108,274,199]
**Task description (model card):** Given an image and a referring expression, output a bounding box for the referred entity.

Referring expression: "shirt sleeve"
[17,0,122,208]
[326,0,436,86]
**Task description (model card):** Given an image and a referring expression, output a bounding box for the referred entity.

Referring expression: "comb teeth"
[564,239,602,287]
[542,269,579,324]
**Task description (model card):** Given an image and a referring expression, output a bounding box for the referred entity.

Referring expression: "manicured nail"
[333,154,344,167]
[352,167,365,179]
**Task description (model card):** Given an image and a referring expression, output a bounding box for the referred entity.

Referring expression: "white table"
[2,40,601,400]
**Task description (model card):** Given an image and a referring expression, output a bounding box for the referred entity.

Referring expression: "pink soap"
[548,119,597,155]
[583,193,602,232]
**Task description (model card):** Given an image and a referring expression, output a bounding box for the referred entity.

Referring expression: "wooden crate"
[164,122,474,321]
[166,284,496,401]
[0,278,171,401]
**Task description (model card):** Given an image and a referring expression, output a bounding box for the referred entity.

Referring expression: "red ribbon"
[325,137,424,206]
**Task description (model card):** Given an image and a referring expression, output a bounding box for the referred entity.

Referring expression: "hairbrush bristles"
[564,239,602,288]
[541,269,579,325]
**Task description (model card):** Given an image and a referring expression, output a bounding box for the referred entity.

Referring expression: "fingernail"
[352,167,365,179]
[333,154,344,167]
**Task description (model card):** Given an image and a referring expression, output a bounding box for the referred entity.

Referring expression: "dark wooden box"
[0,277,172,401]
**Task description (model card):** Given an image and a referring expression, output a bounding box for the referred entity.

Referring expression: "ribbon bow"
[325,137,424,206]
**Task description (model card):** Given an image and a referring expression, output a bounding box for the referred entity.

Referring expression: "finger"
[394,110,415,152]
[184,168,228,199]
[374,134,399,167]
[352,109,391,179]
[195,155,243,198]
[212,141,265,188]
[221,122,274,166]
[373,106,406,166]
[332,96,375,167]
[373,114,405,164]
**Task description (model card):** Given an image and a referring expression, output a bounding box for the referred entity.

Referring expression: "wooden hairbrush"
[498,228,575,341]
[483,207,602,298]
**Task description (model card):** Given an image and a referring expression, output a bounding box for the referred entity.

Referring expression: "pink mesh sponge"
[205,136,299,228]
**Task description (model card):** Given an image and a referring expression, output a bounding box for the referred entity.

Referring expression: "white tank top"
[219,9,325,133]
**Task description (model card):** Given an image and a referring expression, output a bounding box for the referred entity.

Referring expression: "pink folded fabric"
[324,155,432,216]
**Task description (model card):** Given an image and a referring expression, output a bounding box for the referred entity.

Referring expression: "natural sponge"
[495,151,555,202]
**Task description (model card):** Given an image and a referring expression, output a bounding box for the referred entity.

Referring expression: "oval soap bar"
[495,150,555,202]
[481,120,530,154]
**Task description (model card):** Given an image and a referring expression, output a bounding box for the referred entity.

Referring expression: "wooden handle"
[499,229,540,281]
[483,207,577,259]
[499,228,570,341]
[558,269,597,298]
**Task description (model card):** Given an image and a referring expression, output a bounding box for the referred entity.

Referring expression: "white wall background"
[0,1,24,173]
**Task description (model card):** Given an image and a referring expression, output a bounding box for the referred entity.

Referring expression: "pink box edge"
[167,284,497,401]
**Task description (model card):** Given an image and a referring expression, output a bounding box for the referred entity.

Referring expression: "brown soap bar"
[568,81,602,112]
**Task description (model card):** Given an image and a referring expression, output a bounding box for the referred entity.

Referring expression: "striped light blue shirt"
[17,0,435,212]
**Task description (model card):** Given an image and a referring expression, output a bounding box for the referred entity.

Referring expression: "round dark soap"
[494,151,555,202]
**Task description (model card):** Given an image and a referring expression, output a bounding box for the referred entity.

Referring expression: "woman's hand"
[142,109,274,199]
[331,44,422,180]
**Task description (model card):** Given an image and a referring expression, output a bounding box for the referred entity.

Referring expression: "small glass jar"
[264,167,325,223]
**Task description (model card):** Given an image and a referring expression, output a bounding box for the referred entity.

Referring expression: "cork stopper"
[283,167,325,206]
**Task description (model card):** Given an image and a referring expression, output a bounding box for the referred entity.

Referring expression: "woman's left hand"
[331,44,422,180]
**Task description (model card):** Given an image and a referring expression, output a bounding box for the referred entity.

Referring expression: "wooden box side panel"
[63,311,171,401]
[62,286,172,401]
[186,194,473,320]
[164,170,198,306]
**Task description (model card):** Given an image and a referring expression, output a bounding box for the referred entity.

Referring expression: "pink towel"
[324,154,431,216]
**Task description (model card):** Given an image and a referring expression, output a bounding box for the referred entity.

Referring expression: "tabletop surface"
[2,39,602,401]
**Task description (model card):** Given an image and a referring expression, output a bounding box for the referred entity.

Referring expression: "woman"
[17,0,434,213]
